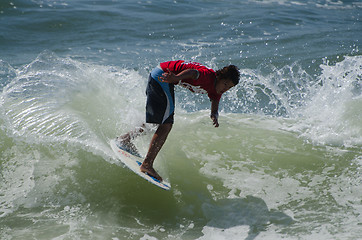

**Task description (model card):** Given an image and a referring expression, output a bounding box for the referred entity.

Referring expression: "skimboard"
[110,139,171,190]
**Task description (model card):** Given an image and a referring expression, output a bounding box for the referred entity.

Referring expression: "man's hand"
[160,69,179,84]
[210,112,219,128]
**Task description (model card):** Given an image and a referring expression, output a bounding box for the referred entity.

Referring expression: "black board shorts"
[146,67,175,124]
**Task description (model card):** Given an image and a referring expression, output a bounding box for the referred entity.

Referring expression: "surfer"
[117,60,240,181]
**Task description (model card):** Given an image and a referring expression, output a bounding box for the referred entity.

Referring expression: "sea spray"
[297,56,362,147]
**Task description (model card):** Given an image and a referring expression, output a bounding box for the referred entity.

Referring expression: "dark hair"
[216,65,240,85]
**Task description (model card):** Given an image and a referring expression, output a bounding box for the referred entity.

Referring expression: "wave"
[0,51,361,239]
[1,51,361,149]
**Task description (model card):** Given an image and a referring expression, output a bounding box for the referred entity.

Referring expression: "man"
[117,60,240,181]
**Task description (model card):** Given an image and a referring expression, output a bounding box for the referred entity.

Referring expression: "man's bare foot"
[140,163,163,182]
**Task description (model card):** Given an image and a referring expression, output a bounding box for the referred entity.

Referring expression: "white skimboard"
[110,139,171,190]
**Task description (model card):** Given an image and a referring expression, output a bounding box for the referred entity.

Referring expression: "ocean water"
[0,0,361,239]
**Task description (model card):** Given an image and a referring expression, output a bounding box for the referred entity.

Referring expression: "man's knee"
[158,123,173,134]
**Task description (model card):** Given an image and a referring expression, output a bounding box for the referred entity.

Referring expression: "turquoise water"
[0,0,361,239]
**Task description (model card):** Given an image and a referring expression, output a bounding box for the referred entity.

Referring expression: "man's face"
[215,78,235,94]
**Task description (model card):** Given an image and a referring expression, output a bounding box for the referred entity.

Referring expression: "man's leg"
[140,123,173,181]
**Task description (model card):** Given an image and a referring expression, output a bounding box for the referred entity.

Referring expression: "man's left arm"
[210,99,219,127]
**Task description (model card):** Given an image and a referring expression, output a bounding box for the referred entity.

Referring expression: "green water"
[1,111,360,239]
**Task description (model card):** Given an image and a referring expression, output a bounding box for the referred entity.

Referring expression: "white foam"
[198,225,250,240]
[297,56,362,147]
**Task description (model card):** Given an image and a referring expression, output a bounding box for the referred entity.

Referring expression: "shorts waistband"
[150,65,164,81]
